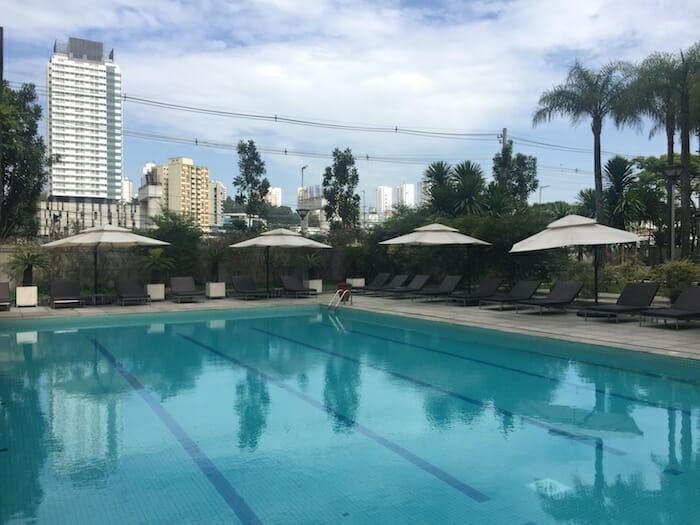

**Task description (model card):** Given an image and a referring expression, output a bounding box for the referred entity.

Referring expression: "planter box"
[16,285,38,307]
[206,282,226,299]
[146,283,165,301]
[304,279,323,293]
[345,278,365,288]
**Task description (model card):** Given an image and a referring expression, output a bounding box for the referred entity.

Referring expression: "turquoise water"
[1,305,699,524]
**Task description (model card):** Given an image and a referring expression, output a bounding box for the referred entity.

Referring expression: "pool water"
[1,305,699,524]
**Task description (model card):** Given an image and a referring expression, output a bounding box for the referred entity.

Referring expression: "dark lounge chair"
[170,276,205,303]
[231,276,270,300]
[50,279,83,308]
[280,275,317,298]
[516,281,584,313]
[410,275,463,301]
[448,277,504,306]
[383,274,430,297]
[582,282,660,321]
[479,280,541,309]
[639,287,700,329]
[116,278,151,306]
[363,274,409,295]
[0,282,10,311]
[352,273,391,294]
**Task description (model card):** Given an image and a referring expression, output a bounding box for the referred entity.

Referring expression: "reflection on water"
[0,309,699,523]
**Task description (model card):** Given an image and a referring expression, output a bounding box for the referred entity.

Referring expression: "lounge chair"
[515,281,584,313]
[0,282,10,310]
[582,282,660,321]
[382,274,430,297]
[448,277,504,306]
[231,276,270,300]
[50,278,83,308]
[280,275,317,298]
[410,275,463,301]
[639,287,700,329]
[352,273,391,294]
[170,276,205,303]
[116,278,151,306]
[479,280,541,309]
[362,274,409,295]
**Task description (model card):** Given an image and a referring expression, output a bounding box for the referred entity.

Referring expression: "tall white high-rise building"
[394,183,415,208]
[47,37,122,200]
[209,180,228,229]
[265,187,282,207]
[376,186,393,219]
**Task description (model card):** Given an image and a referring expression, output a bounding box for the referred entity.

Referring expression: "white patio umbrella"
[379,223,491,290]
[43,224,170,295]
[510,215,640,303]
[379,223,490,246]
[229,228,332,291]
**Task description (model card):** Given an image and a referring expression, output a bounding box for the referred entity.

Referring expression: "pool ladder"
[328,288,352,311]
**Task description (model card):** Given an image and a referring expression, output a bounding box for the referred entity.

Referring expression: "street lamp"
[663,163,682,260]
[539,185,550,204]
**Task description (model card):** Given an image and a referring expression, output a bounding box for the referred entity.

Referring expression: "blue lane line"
[91,339,263,525]
[254,329,626,457]
[175,333,490,503]
[328,321,694,416]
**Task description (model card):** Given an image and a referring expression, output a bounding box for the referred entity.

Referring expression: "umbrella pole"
[94,246,98,297]
[265,246,270,292]
[593,245,599,304]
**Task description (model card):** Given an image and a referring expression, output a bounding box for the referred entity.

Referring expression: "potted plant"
[137,247,176,301]
[204,239,228,298]
[8,244,49,307]
[302,253,324,293]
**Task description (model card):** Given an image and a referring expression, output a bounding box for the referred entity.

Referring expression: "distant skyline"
[2,0,700,209]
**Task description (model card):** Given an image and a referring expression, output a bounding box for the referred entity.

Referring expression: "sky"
[2,0,700,209]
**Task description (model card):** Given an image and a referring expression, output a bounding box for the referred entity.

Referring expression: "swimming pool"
[1,305,699,524]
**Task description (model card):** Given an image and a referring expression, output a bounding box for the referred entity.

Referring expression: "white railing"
[328,288,352,310]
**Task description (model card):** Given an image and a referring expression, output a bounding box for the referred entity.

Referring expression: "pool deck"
[1,292,696,362]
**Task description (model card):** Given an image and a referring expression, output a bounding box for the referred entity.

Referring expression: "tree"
[575,188,598,218]
[322,148,360,229]
[452,161,486,215]
[603,156,639,229]
[491,140,538,207]
[533,61,636,223]
[150,210,201,278]
[234,140,270,225]
[423,161,453,216]
[0,82,51,238]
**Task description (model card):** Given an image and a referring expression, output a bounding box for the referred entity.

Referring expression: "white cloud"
[2,0,699,206]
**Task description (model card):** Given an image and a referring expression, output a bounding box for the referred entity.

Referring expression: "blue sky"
[2,0,699,208]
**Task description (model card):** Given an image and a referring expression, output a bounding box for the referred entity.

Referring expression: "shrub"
[651,259,700,301]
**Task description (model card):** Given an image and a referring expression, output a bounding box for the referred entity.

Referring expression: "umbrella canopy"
[43,225,170,295]
[379,223,490,246]
[229,228,331,291]
[510,215,640,253]
[509,215,640,303]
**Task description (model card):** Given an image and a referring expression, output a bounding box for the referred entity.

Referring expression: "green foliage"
[234,140,270,221]
[267,205,300,228]
[452,161,487,215]
[302,253,324,279]
[651,259,700,301]
[491,140,538,208]
[423,161,455,216]
[7,243,49,285]
[137,247,176,283]
[574,189,597,218]
[322,148,361,229]
[0,82,51,238]
[559,259,596,298]
[202,237,229,281]
[150,210,201,278]
[603,259,654,287]
[604,155,639,228]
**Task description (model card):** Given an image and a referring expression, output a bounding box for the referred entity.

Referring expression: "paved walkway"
[1,293,697,362]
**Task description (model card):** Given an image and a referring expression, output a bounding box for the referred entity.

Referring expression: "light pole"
[539,185,550,204]
[299,165,309,233]
[663,164,682,260]
[301,165,308,195]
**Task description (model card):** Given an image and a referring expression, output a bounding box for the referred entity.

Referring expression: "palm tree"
[451,160,486,215]
[575,188,598,218]
[423,161,454,216]
[533,61,637,223]
[604,156,640,229]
